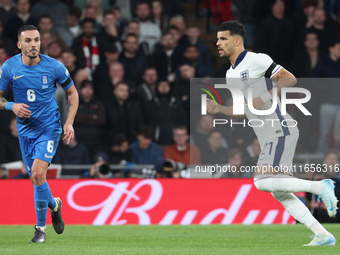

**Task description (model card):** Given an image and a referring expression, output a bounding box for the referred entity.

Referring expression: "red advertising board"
[0,179,295,225]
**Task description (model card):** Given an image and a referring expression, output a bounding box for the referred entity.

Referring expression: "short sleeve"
[54,60,73,90]
[255,53,282,78]
[0,61,12,92]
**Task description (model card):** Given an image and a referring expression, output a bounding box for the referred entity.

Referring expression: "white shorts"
[257,133,299,176]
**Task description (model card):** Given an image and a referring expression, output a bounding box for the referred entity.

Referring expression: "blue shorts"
[19,124,62,176]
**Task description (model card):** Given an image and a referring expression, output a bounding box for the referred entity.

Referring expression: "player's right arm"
[206,99,247,118]
[0,64,31,118]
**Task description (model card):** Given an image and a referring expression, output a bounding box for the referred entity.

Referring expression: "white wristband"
[260,92,272,103]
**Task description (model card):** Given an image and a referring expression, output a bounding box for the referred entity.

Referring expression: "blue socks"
[34,182,56,227]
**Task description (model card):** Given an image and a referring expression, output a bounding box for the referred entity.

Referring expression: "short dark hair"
[125,33,138,42]
[167,25,180,32]
[175,125,188,134]
[38,14,52,22]
[81,18,96,27]
[218,20,246,40]
[103,10,114,17]
[115,81,129,89]
[228,148,243,159]
[111,134,128,146]
[68,6,82,20]
[138,125,154,139]
[17,25,39,40]
[143,66,157,74]
[61,48,75,56]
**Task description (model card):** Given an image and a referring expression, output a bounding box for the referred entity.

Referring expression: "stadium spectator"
[97,10,119,48]
[0,0,16,27]
[141,79,186,146]
[0,19,16,57]
[112,6,129,40]
[183,45,211,77]
[55,6,83,48]
[201,131,229,165]
[109,134,131,165]
[164,125,201,165]
[191,114,228,150]
[167,25,186,51]
[169,15,186,36]
[105,82,143,143]
[311,40,340,154]
[96,62,127,104]
[37,14,54,33]
[30,0,68,27]
[40,31,55,54]
[136,67,158,103]
[3,0,37,43]
[0,117,21,164]
[152,32,183,81]
[129,126,164,165]
[185,24,212,71]
[303,8,335,53]
[74,80,106,159]
[73,68,91,88]
[291,0,318,36]
[245,138,261,166]
[0,45,7,69]
[223,149,251,178]
[291,32,320,78]
[256,0,295,66]
[53,136,91,176]
[151,0,169,33]
[88,152,110,178]
[60,49,79,81]
[93,44,119,96]
[73,0,110,13]
[135,2,161,54]
[71,18,101,72]
[119,33,148,86]
[233,0,256,49]
[83,5,102,33]
[46,41,64,61]
[123,21,150,60]
[172,63,196,120]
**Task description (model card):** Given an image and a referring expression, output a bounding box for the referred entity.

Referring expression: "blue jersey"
[0,54,73,137]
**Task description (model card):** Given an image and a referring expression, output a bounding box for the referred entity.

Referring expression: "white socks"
[271,192,328,235]
[255,175,328,235]
[254,175,324,194]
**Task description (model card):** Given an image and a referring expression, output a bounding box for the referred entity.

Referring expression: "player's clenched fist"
[206,99,220,114]
[12,103,31,118]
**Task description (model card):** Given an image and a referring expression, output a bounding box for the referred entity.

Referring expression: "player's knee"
[253,175,274,192]
[32,169,45,182]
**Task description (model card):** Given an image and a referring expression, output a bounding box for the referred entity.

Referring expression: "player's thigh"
[18,136,34,176]
[255,133,299,176]
[33,128,61,165]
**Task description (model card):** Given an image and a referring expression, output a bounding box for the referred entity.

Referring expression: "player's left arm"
[63,84,79,144]
[270,67,297,96]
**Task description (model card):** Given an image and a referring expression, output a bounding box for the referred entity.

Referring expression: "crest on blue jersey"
[240,70,249,83]
[42,75,48,85]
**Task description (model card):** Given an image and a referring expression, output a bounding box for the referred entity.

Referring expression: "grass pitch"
[0,224,339,254]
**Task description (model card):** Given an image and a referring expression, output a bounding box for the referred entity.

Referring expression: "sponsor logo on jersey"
[42,85,48,89]
[13,75,24,80]
[240,70,249,83]
[42,75,48,84]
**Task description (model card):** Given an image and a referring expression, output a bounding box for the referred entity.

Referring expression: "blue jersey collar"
[231,50,248,69]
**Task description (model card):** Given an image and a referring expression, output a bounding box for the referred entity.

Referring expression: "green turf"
[0,224,339,254]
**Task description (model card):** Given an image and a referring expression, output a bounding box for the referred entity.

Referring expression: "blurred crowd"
[0,0,340,189]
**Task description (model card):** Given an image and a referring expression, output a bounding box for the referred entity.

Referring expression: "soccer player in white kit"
[207,21,338,246]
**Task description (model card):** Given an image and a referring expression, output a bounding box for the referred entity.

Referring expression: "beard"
[24,49,39,59]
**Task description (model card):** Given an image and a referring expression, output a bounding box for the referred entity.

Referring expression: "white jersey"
[226,51,299,147]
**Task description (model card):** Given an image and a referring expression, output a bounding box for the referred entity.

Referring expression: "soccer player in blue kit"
[0,25,79,243]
